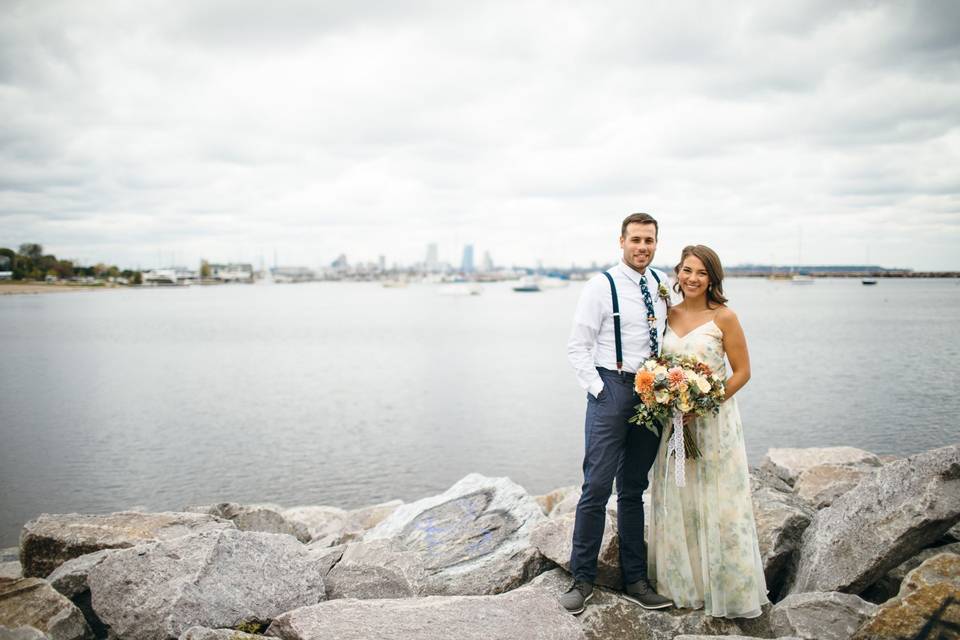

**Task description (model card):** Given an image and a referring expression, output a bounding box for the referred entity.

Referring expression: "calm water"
[1,278,959,547]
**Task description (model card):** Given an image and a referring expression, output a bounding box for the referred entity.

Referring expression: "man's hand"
[682,413,695,426]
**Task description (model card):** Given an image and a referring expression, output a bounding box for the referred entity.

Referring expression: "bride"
[648,244,770,619]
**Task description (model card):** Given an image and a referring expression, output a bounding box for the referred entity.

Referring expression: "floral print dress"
[648,320,770,619]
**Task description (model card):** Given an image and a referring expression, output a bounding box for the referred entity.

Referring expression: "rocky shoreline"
[1,444,958,640]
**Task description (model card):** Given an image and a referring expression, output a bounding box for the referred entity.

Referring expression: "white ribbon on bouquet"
[664,409,686,487]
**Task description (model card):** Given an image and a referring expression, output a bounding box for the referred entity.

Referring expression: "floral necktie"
[638,274,658,355]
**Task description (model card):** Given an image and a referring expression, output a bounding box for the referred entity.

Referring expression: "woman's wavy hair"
[673,244,728,306]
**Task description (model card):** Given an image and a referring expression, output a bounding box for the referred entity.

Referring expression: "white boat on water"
[513,276,541,292]
[791,274,815,284]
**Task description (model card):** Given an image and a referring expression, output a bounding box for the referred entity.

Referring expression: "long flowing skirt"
[648,398,770,619]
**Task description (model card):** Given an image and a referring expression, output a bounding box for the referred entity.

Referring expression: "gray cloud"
[0,0,958,270]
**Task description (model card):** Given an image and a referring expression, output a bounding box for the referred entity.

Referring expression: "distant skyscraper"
[482,251,494,272]
[461,244,475,274]
[378,255,386,272]
[426,243,439,272]
[331,254,349,270]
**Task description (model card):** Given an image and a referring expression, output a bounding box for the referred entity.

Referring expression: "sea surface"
[1,278,959,547]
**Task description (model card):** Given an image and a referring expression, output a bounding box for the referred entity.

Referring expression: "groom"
[560,212,674,614]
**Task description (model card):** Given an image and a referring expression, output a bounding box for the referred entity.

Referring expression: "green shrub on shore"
[0,243,139,283]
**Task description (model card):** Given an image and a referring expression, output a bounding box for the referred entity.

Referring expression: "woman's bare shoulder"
[713,305,739,327]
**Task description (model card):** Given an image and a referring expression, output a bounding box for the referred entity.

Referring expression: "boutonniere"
[658,282,671,303]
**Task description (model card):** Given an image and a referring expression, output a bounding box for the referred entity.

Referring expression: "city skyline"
[2,2,958,270]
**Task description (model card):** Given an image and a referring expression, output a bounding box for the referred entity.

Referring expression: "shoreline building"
[209,263,254,283]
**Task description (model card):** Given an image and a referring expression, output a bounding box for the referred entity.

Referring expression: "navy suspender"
[602,272,623,372]
[603,269,662,373]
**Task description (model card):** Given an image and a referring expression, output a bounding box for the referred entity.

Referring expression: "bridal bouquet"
[628,354,726,462]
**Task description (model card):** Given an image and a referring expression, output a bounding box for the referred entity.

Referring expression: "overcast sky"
[1,0,958,270]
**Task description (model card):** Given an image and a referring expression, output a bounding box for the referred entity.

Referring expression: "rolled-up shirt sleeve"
[567,280,605,398]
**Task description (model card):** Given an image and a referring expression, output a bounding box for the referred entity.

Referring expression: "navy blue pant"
[570,367,661,585]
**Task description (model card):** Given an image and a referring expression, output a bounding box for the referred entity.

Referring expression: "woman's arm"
[716,307,751,400]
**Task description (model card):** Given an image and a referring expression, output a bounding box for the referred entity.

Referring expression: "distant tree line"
[0,243,142,284]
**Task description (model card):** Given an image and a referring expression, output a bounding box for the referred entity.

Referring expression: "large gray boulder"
[46,550,115,600]
[303,543,344,578]
[283,500,405,547]
[861,541,960,603]
[787,444,960,595]
[324,539,427,599]
[280,506,348,546]
[947,521,960,542]
[266,570,584,640]
[770,592,876,640]
[187,503,310,543]
[19,512,234,578]
[530,511,623,589]
[676,637,801,640]
[750,482,814,599]
[86,529,326,640]
[760,447,881,487]
[0,627,52,640]
[0,577,92,640]
[792,463,876,509]
[526,569,748,640]
[360,474,549,596]
[179,629,262,640]
[851,552,960,640]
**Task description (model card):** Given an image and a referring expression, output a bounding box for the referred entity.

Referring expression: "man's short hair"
[621,212,658,239]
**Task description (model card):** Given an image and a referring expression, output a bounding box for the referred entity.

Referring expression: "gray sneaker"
[622,579,673,609]
[559,580,594,615]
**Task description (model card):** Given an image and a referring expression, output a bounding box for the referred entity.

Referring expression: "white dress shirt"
[567,260,669,398]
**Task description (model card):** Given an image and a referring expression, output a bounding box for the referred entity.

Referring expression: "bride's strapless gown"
[648,320,770,619]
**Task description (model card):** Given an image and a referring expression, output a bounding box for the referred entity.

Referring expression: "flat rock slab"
[852,552,960,640]
[676,637,802,640]
[19,512,234,578]
[526,569,755,640]
[266,585,585,640]
[0,577,92,640]
[361,473,548,596]
[770,591,876,640]
[788,444,960,595]
[530,512,623,589]
[760,447,881,486]
[87,529,326,640]
[179,628,263,640]
[793,463,875,509]
[0,627,53,640]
